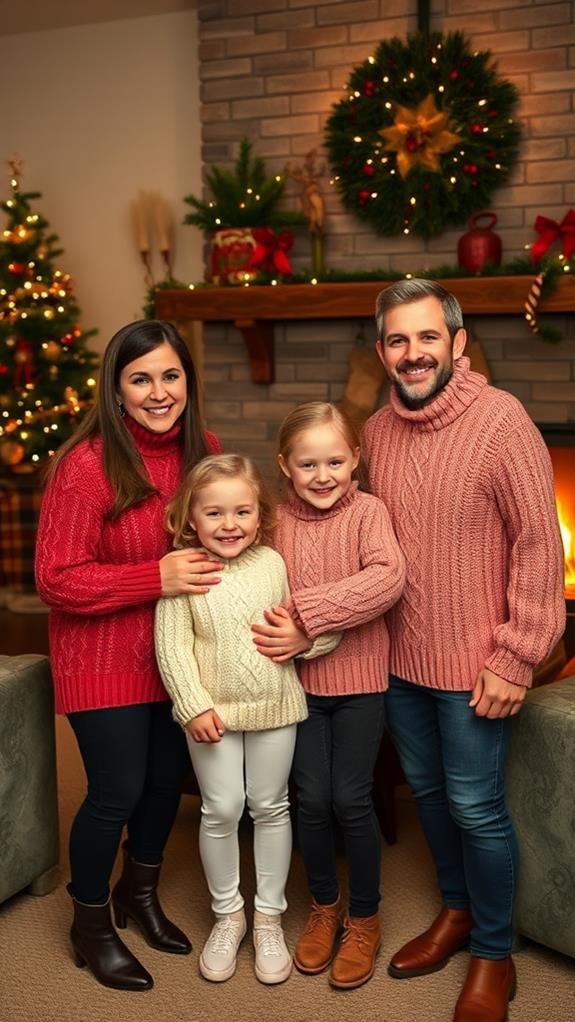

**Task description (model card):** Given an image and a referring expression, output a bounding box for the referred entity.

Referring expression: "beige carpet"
[0,717,573,1022]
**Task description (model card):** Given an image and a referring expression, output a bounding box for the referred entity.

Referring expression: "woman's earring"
[116,398,126,417]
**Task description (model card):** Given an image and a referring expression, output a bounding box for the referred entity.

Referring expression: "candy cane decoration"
[524,271,545,334]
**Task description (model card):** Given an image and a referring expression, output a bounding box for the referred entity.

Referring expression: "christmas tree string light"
[0,160,99,471]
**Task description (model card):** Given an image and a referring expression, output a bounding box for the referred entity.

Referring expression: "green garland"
[325,31,521,238]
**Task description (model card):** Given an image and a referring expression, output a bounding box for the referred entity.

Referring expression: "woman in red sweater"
[35,319,221,992]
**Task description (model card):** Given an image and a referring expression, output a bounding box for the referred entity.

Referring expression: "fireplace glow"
[557,502,575,598]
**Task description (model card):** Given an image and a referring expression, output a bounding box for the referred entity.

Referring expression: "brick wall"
[197,0,575,473]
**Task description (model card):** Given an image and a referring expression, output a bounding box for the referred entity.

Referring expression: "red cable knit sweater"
[35,417,220,714]
[363,357,566,690]
[274,483,405,696]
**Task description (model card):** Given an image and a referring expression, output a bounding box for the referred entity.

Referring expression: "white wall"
[0,10,202,352]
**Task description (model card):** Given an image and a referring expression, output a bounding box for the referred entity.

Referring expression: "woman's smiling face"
[117,340,187,432]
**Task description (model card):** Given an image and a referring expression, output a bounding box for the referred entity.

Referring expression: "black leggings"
[67,701,190,904]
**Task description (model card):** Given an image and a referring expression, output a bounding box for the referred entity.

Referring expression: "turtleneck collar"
[123,414,183,457]
[389,356,487,432]
[282,480,359,521]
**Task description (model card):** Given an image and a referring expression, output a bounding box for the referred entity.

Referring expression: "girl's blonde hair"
[166,453,276,548]
[277,401,368,489]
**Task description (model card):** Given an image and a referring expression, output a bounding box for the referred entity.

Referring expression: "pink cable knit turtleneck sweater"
[275,483,405,696]
[363,357,565,690]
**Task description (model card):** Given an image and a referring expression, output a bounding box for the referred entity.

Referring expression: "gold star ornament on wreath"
[325,31,521,239]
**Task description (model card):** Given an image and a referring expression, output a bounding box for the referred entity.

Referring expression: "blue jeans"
[385,675,518,959]
[292,692,386,917]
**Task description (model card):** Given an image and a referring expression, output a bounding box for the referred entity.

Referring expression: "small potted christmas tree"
[183,139,305,284]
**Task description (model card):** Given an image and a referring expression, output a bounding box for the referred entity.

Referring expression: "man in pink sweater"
[363,279,565,1022]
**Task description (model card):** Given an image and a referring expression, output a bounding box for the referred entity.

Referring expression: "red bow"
[247,227,294,277]
[532,209,575,264]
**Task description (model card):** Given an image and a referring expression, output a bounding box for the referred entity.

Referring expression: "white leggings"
[187,725,297,916]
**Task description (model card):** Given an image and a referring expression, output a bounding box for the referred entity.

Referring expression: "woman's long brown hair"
[45,320,210,518]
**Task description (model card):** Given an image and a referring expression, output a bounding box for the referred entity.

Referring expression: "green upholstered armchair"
[0,655,59,903]
[506,675,575,959]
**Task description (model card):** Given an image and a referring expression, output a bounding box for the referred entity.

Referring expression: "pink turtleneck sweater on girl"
[363,356,566,691]
[35,417,220,714]
[274,482,405,696]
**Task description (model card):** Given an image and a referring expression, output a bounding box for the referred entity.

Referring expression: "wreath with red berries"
[325,31,521,239]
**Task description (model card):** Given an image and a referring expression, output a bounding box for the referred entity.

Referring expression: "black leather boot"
[112,843,191,955]
[68,886,153,991]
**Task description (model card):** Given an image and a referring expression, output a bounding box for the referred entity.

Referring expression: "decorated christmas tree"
[0,161,99,473]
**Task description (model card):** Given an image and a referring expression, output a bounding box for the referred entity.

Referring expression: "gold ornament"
[49,365,59,379]
[44,340,61,361]
[0,440,25,466]
[379,93,461,178]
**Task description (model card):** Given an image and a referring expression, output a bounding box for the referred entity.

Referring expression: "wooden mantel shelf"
[155,275,575,384]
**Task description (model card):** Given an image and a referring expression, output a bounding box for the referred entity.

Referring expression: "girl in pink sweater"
[252,402,405,991]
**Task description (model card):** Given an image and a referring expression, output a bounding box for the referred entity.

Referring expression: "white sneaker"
[253,912,292,984]
[199,912,247,982]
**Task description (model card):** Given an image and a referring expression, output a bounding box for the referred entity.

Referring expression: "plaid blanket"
[0,475,43,593]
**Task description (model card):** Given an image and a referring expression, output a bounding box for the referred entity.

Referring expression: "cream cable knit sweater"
[155,545,338,731]
[363,357,566,690]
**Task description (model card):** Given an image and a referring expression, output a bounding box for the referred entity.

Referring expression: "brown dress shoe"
[329,913,381,989]
[294,898,343,974]
[388,907,473,979]
[453,956,516,1021]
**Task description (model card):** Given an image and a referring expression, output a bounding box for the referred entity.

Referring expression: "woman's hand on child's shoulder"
[252,606,312,662]
[186,709,226,743]
[160,549,223,597]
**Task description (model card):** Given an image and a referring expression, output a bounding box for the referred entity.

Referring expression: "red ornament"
[363,80,376,97]
[358,189,371,206]
[471,123,484,136]
[0,364,8,376]
[457,212,502,274]
[463,163,478,175]
[405,133,419,153]
[362,162,376,177]
[8,262,26,274]
[61,332,74,345]
[487,108,498,119]
[449,69,460,81]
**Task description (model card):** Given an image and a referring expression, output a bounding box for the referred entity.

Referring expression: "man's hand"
[252,606,312,662]
[469,667,527,719]
[186,709,226,743]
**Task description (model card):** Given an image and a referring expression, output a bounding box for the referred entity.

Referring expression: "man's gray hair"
[375,278,464,342]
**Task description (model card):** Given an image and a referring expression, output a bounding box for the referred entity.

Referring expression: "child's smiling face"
[189,475,260,559]
[279,422,359,511]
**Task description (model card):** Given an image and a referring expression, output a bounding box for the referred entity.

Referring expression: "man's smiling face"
[376,296,466,410]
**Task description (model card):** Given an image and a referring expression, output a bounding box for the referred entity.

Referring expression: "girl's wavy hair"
[277,401,369,491]
[44,319,209,519]
[166,453,276,549]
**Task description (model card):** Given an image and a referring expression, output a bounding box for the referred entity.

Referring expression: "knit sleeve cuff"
[485,648,533,688]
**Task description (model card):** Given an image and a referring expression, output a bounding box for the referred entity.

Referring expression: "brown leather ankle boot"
[329,913,381,989]
[453,956,516,1021]
[112,842,191,954]
[69,887,153,991]
[388,907,473,979]
[294,897,344,974]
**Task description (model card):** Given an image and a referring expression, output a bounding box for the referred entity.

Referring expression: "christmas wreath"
[325,31,521,239]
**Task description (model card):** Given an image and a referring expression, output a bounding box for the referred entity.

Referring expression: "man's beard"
[393,358,454,411]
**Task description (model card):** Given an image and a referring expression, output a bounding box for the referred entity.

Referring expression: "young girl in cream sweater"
[154,453,338,987]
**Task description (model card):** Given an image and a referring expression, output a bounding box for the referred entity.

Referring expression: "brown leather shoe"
[329,913,381,989]
[294,897,343,974]
[388,907,472,979]
[453,956,516,1021]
